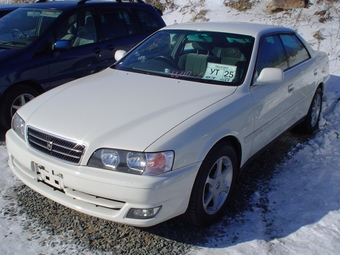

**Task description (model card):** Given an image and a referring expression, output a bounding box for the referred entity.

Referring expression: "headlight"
[12,113,25,141]
[88,149,174,175]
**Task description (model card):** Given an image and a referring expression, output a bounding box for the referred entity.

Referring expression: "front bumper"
[6,130,199,227]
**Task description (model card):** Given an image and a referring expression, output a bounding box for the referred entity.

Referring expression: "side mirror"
[53,40,72,51]
[114,50,127,61]
[255,67,284,84]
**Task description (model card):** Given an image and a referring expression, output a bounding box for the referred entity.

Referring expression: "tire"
[295,87,323,134]
[0,85,39,130]
[184,142,238,227]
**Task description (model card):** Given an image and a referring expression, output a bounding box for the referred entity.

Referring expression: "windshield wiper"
[0,41,10,48]
[0,41,28,47]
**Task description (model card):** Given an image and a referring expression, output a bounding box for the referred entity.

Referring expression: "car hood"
[20,69,237,152]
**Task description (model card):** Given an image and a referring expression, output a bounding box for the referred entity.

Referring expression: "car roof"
[0,3,25,18]
[161,22,295,37]
[17,0,155,11]
[0,3,26,11]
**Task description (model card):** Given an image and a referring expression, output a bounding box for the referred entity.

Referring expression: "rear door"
[279,33,315,119]
[94,7,140,65]
[94,6,165,63]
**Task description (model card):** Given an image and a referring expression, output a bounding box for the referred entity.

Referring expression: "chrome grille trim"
[27,126,86,164]
[29,132,83,154]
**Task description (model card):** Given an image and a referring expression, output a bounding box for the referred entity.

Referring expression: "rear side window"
[135,9,162,33]
[99,9,136,40]
[279,33,310,67]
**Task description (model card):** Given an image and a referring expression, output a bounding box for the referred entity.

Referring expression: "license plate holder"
[33,162,64,190]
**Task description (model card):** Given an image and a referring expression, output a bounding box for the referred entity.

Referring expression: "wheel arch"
[0,81,44,129]
[208,135,242,173]
[0,81,44,102]
[183,134,242,226]
[317,81,324,94]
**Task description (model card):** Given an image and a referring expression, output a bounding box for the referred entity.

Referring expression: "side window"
[280,33,310,67]
[135,9,161,33]
[55,11,97,47]
[55,13,78,42]
[73,11,97,46]
[256,35,288,75]
[99,9,136,40]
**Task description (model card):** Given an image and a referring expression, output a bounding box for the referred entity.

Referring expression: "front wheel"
[184,143,238,227]
[0,85,40,130]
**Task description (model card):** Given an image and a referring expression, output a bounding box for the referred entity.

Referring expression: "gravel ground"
[0,128,311,254]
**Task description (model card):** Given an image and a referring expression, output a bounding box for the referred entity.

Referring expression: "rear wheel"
[295,87,322,134]
[184,142,238,227]
[0,85,39,130]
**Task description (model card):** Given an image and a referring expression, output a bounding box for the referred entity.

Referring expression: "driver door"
[250,35,295,154]
[47,10,102,88]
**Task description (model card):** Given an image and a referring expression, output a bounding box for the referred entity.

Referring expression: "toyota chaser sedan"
[6,22,329,227]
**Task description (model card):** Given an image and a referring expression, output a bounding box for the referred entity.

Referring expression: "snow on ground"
[1,0,340,254]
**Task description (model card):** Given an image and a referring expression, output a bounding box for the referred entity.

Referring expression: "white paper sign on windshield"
[202,63,237,82]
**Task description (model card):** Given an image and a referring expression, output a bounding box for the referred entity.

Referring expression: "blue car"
[0,0,165,129]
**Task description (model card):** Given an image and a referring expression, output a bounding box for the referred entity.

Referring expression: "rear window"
[135,9,163,33]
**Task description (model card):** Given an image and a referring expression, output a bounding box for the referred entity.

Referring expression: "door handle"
[93,47,103,54]
[106,44,115,51]
[288,84,294,93]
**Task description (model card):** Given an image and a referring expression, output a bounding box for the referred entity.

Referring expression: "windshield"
[0,8,62,48]
[115,30,254,85]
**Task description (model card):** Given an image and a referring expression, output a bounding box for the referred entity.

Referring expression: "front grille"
[27,127,86,164]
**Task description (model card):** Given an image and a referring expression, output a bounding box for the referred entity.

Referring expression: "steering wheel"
[11,29,24,39]
[154,56,179,69]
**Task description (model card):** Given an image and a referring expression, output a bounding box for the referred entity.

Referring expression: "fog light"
[126,206,161,219]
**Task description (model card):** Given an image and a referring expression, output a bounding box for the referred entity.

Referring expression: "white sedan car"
[6,22,329,227]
